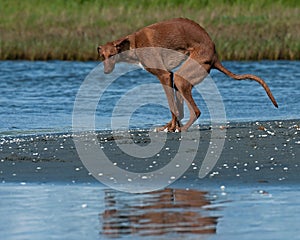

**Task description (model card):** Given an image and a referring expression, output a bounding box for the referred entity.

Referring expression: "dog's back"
[133,18,215,53]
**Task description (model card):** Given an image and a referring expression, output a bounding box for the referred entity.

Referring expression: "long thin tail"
[213,60,278,108]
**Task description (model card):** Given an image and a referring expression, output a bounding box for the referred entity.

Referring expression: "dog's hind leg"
[174,53,211,131]
[174,74,201,131]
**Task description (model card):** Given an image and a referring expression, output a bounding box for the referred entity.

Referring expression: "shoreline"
[1,115,299,138]
[0,119,299,186]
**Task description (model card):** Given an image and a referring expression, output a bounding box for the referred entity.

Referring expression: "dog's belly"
[134,48,189,72]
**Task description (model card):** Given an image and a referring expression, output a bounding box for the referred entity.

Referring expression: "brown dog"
[97,18,278,131]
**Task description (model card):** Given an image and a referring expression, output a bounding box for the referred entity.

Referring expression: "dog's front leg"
[175,89,184,127]
[146,68,179,132]
[160,75,179,132]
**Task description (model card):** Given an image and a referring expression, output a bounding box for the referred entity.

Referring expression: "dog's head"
[97,37,130,74]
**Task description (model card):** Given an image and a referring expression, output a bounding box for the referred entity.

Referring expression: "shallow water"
[0,60,299,240]
[0,60,299,136]
[0,183,299,240]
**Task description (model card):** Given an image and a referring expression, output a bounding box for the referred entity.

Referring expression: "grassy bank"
[0,0,299,60]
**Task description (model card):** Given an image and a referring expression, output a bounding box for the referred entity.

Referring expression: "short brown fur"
[98,18,278,131]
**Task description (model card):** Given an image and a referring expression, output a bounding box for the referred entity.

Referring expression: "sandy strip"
[0,119,299,185]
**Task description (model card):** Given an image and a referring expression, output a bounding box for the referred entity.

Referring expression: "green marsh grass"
[0,0,299,60]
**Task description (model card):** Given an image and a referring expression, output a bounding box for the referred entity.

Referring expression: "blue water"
[0,183,299,240]
[0,60,299,240]
[0,60,299,136]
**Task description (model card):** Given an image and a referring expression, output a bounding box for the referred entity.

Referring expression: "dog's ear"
[114,37,130,53]
[97,46,101,54]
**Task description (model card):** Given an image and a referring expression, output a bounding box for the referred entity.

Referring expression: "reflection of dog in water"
[98,18,278,132]
[101,188,218,237]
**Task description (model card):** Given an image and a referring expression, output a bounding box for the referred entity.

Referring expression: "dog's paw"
[154,126,168,132]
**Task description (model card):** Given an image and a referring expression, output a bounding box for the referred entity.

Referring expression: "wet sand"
[0,119,299,185]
